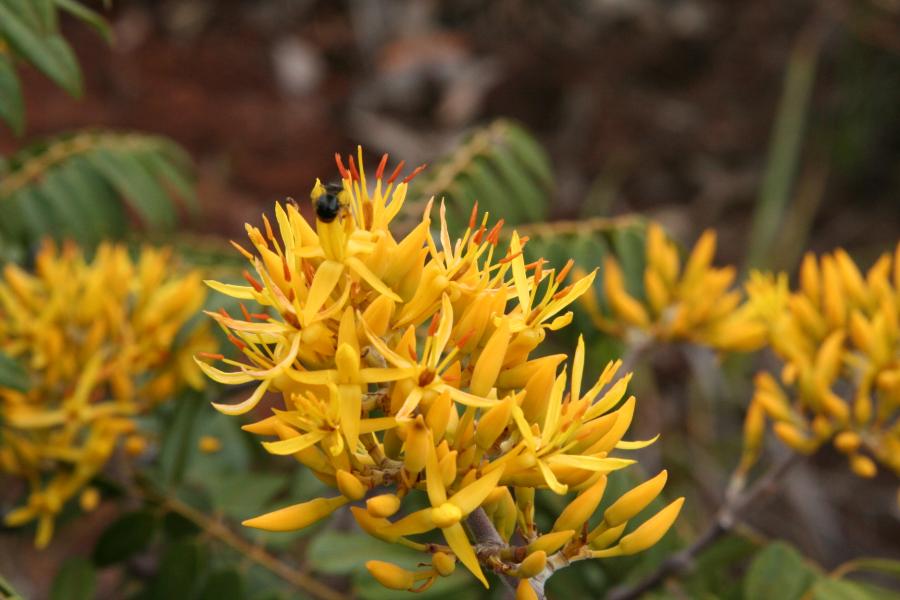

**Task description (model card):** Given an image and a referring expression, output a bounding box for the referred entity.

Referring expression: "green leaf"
[85,147,177,229]
[38,167,95,243]
[204,472,285,522]
[811,579,883,600]
[198,569,244,600]
[0,3,82,96]
[307,531,425,576]
[54,0,112,42]
[92,510,158,566]
[134,146,198,213]
[159,391,204,486]
[50,558,96,600]
[836,558,900,581]
[0,54,25,135]
[0,350,29,392]
[32,0,58,32]
[149,541,204,600]
[743,542,818,600]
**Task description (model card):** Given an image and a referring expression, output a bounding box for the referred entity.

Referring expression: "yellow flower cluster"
[0,242,211,547]
[199,149,683,592]
[741,246,900,479]
[581,223,767,352]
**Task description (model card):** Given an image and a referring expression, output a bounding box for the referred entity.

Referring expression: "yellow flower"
[582,223,767,352]
[740,244,900,480]
[199,149,680,590]
[0,241,211,547]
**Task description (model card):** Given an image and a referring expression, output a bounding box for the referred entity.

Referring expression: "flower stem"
[141,484,345,600]
[607,453,802,600]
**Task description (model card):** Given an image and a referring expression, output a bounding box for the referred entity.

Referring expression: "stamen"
[197,352,224,361]
[348,156,361,182]
[230,240,254,260]
[401,163,427,184]
[386,160,406,184]
[557,259,575,282]
[375,153,389,180]
[335,153,350,179]
[227,334,247,351]
[242,270,264,292]
[240,303,252,320]
[468,202,479,229]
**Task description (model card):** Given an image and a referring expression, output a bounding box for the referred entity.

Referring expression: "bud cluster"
[0,242,211,546]
[741,246,900,479]
[199,149,683,591]
[580,223,767,352]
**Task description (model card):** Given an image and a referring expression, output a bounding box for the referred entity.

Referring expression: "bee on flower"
[580,223,768,353]
[0,241,212,547]
[739,245,900,480]
[198,148,683,594]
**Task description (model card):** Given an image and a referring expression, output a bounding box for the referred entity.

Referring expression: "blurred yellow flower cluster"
[581,223,767,352]
[199,149,683,592]
[0,242,210,547]
[741,246,900,479]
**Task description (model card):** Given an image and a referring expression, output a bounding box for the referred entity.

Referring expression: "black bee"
[315,182,346,223]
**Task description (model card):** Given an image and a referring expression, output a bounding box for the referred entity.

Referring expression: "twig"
[467,508,525,598]
[607,453,803,600]
[139,484,345,600]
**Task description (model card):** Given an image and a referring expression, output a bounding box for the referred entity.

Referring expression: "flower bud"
[588,522,627,549]
[432,552,456,577]
[336,470,367,500]
[432,502,463,528]
[403,416,430,475]
[773,422,818,454]
[517,580,539,600]
[198,435,222,454]
[553,475,607,532]
[367,494,401,518]
[834,431,861,454]
[79,487,100,512]
[528,530,574,555]
[366,560,415,590]
[615,497,684,556]
[603,470,667,528]
[476,396,514,450]
[515,550,546,579]
[243,496,347,531]
[850,453,877,478]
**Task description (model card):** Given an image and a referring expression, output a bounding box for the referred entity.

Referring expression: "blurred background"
[2,1,900,598]
[3,0,898,258]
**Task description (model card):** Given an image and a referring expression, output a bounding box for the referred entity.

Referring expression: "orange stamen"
[375,153,389,180]
[348,155,360,182]
[242,270,264,292]
[428,313,441,336]
[335,153,349,179]
[227,335,247,351]
[402,163,427,183]
[468,202,479,229]
[386,160,406,184]
[240,303,252,320]
[556,259,575,282]
[197,352,224,361]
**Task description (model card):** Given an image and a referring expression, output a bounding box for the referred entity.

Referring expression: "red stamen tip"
[240,303,252,321]
[428,313,441,336]
[468,202,479,229]
[198,352,224,361]
[499,250,523,264]
[557,259,575,282]
[242,270,264,293]
[386,160,406,184]
[348,155,361,182]
[487,219,505,245]
[375,153,389,180]
[335,153,350,179]
[402,163,427,184]
[227,335,247,351]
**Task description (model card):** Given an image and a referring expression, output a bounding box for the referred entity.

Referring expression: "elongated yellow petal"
[615,496,684,555]
[442,521,487,587]
[304,260,344,322]
[449,464,505,516]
